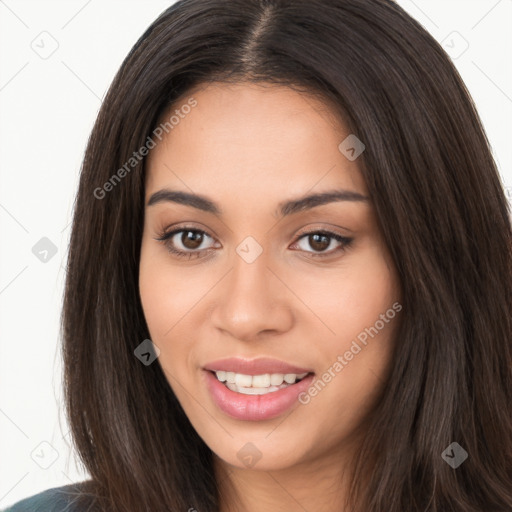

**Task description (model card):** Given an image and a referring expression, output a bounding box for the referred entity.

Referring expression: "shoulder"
[1,481,95,512]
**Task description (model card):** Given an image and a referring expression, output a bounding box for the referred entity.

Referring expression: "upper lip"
[203,357,314,376]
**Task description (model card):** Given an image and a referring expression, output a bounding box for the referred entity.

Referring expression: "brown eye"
[181,230,204,249]
[307,233,331,252]
[291,230,353,258]
[155,228,218,259]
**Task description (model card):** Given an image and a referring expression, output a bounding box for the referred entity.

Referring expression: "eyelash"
[154,226,353,260]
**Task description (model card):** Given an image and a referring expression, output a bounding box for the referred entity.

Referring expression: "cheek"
[291,249,398,343]
[139,239,198,336]
[139,261,170,337]
[138,242,214,379]
[139,257,189,390]
[139,240,181,348]
[290,247,399,402]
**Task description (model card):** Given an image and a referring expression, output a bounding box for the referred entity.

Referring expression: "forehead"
[145,82,368,205]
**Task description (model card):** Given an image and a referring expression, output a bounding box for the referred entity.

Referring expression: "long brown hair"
[61,0,512,510]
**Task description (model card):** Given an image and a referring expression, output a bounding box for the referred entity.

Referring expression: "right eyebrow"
[147,189,220,214]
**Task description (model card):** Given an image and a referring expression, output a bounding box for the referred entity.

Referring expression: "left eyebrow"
[276,189,370,217]
[146,188,370,217]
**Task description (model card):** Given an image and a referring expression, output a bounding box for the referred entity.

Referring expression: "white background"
[0,0,511,507]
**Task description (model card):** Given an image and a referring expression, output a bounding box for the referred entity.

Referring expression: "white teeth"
[214,371,309,389]
[270,373,284,386]
[225,382,288,395]
[235,373,252,387]
[252,374,271,387]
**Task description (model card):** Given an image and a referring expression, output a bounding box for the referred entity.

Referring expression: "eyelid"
[290,228,353,257]
[154,224,218,260]
[154,223,353,259]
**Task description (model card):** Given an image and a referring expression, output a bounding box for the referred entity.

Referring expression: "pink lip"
[203,370,315,421]
[203,357,313,376]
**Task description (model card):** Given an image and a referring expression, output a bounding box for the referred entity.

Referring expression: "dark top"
[1,482,94,512]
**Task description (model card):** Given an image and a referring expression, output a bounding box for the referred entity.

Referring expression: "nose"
[209,249,294,342]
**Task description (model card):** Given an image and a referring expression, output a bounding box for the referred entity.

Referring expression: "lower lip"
[203,370,315,421]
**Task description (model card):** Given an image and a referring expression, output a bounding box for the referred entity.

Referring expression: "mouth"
[207,369,313,395]
[203,359,316,421]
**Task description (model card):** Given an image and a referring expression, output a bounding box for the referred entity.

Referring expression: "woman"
[4,0,511,510]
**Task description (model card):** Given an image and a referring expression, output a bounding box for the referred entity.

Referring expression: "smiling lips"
[204,356,313,394]
[215,370,309,391]
[203,357,315,420]
[203,356,314,375]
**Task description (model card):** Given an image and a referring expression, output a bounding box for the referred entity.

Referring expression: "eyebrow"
[147,188,369,217]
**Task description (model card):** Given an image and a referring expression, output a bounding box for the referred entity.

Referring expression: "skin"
[139,81,402,512]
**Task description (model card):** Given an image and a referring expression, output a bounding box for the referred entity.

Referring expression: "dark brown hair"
[62,0,512,510]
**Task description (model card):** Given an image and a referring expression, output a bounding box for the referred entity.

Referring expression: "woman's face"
[139,82,401,472]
